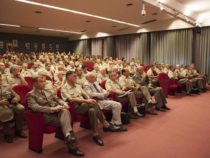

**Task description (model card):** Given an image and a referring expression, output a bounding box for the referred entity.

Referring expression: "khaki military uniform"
[133,72,167,110]
[76,75,86,86]
[27,88,71,137]
[21,69,33,77]
[45,80,56,95]
[188,70,204,91]
[105,78,138,113]
[175,69,193,94]
[97,74,109,84]
[119,75,151,101]
[0,83,25,136]
[61,82,106,134]
[83,81,122,125]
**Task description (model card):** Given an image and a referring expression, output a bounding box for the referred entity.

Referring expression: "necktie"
[93,83,100,93]
[41,90,49,102]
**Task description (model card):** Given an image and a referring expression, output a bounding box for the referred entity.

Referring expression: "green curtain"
[194,27,210,82]
[115,33,149,63]
[150,29,193,65]
[70,39,91,54]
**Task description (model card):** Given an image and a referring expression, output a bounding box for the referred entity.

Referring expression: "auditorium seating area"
[1,0,210,158]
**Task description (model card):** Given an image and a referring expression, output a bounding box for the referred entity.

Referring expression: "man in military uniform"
[133,66,170,112]
[21,63,33,77]
[38,71,56,95]
[0,62,9,84]
[75,67,86,86]
[0,73,26,142]
[27,75,84,156]
[120,69,157,113]
[7,64,28,86]
[61,71,120,146]
[174,65,193,95]
[84,72,127,131]
[105,71,143,118]
[189,64,207,92]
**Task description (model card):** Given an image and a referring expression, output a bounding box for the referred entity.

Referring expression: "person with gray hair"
[84,72,127,132]
[61,71,120,147]
[8,64,27,86]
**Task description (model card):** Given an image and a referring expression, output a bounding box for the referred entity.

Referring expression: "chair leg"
[55,128,64,140]
[28,128,44,153]
[80,121,91,129]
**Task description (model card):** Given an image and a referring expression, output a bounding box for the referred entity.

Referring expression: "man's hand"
[103,92,110,98]
[85,99,97,104]
[0,99,9,106]
[11,98,18,104]
[51,105,64,112]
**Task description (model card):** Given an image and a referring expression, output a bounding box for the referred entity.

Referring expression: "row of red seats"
[12,83,128,153]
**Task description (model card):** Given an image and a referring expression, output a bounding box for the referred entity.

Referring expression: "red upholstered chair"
[144,65,151,72]
[24,76,34,90]
[100,80,106,89]
[25,111,64,153]
[82,61,95,71]
[158,73,169,97]
[12,84,32,107]
[27,63,33,69]
[168,79,178,95]
[12,84,64,153]
[56,88,90,128]
[45,75,52,81]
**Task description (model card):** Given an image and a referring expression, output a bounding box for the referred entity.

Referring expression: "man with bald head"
[84,72,127,132]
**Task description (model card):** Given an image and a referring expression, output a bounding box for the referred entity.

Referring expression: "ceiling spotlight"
[141,2,146,16]
[196,22,201,27]
[159,2,164,11]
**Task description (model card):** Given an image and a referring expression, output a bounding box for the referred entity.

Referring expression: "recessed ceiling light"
[0,23,21,27]
[126,3,133,7]
[15,0,140,27]
[34,10,42,14]
[38,27,82,34]
[152,12,158,15]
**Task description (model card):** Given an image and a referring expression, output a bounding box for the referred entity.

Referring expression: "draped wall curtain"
[103,37,115,58]
[150,29,193,65]
[115,33,149,64]
[194,27,210,82]
[70,39,91,54]
[91,38,103,56]
[70,27,210,82]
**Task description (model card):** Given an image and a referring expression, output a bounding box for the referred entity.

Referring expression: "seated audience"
[27,75,84,156]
